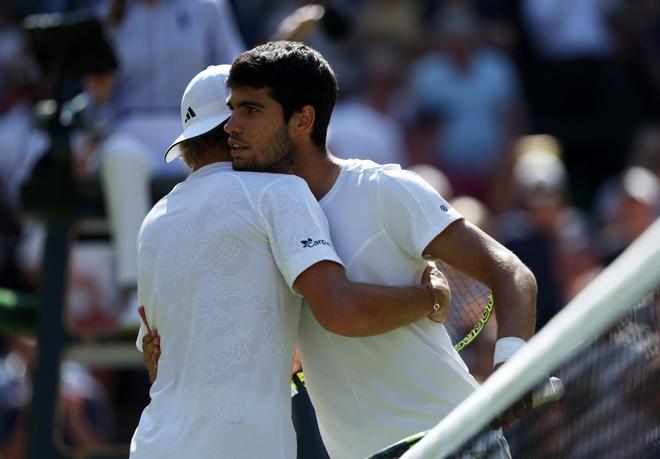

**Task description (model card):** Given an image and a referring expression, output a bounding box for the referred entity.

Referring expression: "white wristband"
[493,337,526,366]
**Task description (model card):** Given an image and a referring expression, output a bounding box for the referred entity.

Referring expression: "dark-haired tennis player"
[224,41,535,458]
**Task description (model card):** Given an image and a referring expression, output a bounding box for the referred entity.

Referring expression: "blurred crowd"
[0,0,659,456]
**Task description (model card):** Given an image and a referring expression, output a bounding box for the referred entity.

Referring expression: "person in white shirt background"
[75,0,245,329]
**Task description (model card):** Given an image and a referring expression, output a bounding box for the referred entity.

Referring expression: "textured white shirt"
[298,159,480,459]
[130,162,342,459]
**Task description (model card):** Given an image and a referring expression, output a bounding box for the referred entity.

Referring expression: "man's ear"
[292,105,316,138]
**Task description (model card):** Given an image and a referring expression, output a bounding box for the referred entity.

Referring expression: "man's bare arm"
[423,218,536,341]
[294,261,450,337]
[424,218,537,427]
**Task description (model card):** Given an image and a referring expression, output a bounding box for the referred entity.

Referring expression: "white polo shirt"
[298,159,480,459]
[130,162,342,459]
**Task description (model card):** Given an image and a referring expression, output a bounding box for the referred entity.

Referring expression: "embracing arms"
[294,260,450,337]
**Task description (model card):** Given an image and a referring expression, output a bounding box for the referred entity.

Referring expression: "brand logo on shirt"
[440,204,449,212]
[301,238,332,248]
[184,106,196,124]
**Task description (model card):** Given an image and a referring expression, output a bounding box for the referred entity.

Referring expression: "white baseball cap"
[164,64,232,163]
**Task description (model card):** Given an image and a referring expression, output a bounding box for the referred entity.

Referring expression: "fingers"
[143,331,160,384]
[138,308,161,384]
[422,264,433,285]
[142,331,155,347]
[151,332,161,361]
[144,331,161,357]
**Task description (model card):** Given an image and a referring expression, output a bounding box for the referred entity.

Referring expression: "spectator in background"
[354,0,421,56]
[408,163,453,202]
[265,1,359,92]
[74,0,244,329]
[498,135,598,329]
[0,337,117,457]
[328,45,408,166]
[628,124,660,179]
[0,3,49,209]
[607,0,660,121]
[0,2,49,294]
[59,361,116,449]
[0,338,30,459]
[520,0,640,207]
[404,105,446,167]
[595,124,660,264]
[408,3,526,209]
[596,166,659,265]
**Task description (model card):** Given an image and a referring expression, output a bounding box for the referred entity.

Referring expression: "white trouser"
[99,115,188,287]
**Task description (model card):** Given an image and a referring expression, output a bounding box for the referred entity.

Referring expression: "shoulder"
[257,172,309,191]
[339,160,442,202]
[341,158,401,178]
[375,164,436,193]
[341,159,435,193]
[229,170,305,189]
[236,172,313,204]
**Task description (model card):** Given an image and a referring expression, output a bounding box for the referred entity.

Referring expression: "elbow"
[520,263,538,304]
[317,315,362,337]
[515,261,538,331]
[503,252,537,303]
[312,293,371,337]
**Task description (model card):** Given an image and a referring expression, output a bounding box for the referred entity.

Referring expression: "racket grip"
[532,376,565,408]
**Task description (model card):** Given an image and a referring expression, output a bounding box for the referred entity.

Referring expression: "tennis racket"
[366,377,566,458]
[435,260,494,352]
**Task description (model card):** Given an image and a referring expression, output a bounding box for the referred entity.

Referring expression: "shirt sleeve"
[260,176,344,293]
[377,167,464,259]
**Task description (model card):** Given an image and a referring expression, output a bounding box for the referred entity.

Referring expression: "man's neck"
[292,147,342,201]
[191,150,232,171]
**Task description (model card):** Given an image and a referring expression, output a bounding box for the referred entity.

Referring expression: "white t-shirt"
[298,159,480,459]
[130,162,342,459]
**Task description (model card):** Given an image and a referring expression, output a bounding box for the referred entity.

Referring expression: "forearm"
[490,254,537,341]
[331,281,444,337]
[296,260,449,337]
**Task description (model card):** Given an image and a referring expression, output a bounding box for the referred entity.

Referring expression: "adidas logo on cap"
[184,106,196,124]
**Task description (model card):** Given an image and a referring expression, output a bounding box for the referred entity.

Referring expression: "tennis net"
[394,218,660,459]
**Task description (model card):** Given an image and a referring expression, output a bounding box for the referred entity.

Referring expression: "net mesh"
[438,287,660,459]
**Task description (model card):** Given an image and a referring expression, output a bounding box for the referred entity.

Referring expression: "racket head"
[435,261,494,352]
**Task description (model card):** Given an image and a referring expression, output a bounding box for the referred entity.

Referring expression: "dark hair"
[179,123,228,169]
[227,41,338,149]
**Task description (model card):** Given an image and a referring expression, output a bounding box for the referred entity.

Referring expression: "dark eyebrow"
[231,100,266,110]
